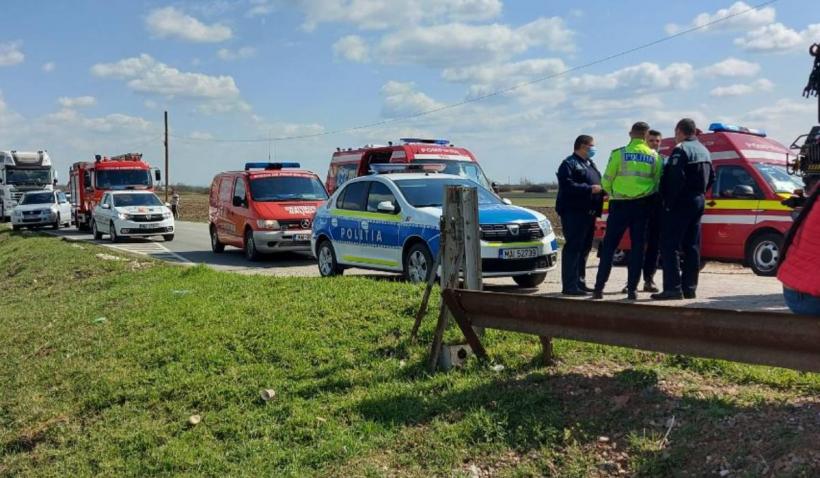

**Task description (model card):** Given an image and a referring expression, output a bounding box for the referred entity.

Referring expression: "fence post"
[427,185,464,372]
[461,186,483,336]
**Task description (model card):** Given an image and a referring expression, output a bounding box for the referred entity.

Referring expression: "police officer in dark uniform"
[652,119,715,300]
[556,135,603,296]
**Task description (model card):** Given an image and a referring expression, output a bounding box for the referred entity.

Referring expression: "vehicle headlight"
[257,219,280,230]
[117,212,131,220]
[162,211,172,219]
[538,219,552,236]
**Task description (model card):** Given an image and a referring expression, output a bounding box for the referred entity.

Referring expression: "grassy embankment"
[2,230,818,476]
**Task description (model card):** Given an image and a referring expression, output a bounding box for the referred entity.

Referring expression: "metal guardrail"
[442,289,820,373]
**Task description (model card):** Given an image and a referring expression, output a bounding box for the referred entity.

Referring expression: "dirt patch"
[4,415,69,453]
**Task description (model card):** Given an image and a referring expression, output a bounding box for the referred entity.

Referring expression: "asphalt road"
[44,221,787,312]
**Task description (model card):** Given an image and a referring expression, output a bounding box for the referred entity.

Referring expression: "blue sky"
[0,0,818,185]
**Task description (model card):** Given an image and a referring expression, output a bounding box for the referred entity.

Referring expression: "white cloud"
[665,1,775,35]
[292,0,503,31]
[57,96,97,108]
[701,57,760,78]
[42,62,56,73]
[569,62,695,93]
[247,0,278,18]
[333,35,370,62]
[442,58,566,85]
[91,54,240,100]
[216,46,257,61]
[381,81,443,117]
[573,95,664,118]
[377,17,574,68]
[0,40,24,67]
[145,6,232,43]
[710,78,774,97]
[734,23,820,52]
[744,98,815,121]
[44,108,153,134]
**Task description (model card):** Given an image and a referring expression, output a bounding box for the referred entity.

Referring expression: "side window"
[58,192,67,203]
[218,177,233,202]
[367,182,398,213]
[233,177,247,207]
[715,166,761,198]
[338,181,368,211]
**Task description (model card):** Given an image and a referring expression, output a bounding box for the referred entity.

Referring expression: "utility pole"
[164,110,169,202]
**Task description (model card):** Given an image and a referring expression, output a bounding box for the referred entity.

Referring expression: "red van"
[326,138,493,194]
[595,123,802,276]
[208,162,328,261]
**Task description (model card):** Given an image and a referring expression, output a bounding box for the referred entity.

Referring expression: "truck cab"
[326,138,493,194]
[0,150,56,222]
[69,153,161,230]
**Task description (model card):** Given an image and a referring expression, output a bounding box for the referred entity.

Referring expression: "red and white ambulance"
[208,162,328,261]
[325,138,493,194]
[595,123,803,276]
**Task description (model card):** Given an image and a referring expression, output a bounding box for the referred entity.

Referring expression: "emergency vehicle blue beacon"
[311,164,559,287]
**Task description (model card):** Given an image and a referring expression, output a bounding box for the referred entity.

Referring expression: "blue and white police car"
[311,167,558,287]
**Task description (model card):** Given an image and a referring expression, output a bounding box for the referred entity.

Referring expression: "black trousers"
[559,212,596,292]
[660,195,705,294]
[595,198,651,292]
[643,198,662,283]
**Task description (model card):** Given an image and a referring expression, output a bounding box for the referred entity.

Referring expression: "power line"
[170,0,779,144]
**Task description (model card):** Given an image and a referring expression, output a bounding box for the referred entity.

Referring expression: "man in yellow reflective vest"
[593,121,663,300]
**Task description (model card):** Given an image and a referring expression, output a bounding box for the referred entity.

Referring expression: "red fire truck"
[325,138,493,194]
[69,153,161,231]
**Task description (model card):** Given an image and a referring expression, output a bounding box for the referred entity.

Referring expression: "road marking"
[104,241,191,264]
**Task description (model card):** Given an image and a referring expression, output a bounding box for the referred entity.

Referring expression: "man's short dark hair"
[630,122,650,136]
[676,118,697,136]
[648,129,662,137]
[574,135,593,151]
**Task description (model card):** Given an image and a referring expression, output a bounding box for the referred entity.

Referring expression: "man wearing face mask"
[593,122,662,301]
[555,135,603,296]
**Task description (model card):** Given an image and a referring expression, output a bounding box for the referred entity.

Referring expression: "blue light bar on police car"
[400,138,450,145]
[708,123,766,137]
[244,162,301,171]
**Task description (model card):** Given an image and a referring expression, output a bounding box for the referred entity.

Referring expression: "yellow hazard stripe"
[342,256,399,267]
[331,209,403,222]
[484,241,545,248]
[709,199,792,211]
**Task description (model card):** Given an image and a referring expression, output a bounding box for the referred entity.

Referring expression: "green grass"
[1,229,819,477]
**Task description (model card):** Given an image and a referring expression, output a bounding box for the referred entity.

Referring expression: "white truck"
[0,150,56,222]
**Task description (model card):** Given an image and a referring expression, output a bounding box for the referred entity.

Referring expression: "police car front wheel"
[404,243,433,284]
[317,240,343,277]
[513,273,547,288]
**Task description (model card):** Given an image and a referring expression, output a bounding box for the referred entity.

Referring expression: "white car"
[11,190,71,231]
[92,191,175,242]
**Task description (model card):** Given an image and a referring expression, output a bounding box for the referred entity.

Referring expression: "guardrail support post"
[539,336,554,365]
[461,186,483,337]
[427,185,464,372]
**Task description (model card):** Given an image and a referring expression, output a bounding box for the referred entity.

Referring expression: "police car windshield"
[412,160,492,189]
[113,193,163,207]
[250,176,328,202]
[754,163,803,194]
[21,192,55,205]
[395,179,501,208]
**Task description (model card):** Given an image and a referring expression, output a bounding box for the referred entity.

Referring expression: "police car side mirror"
[733,185,756,198]
[377,201,396,213]
[502,198,513,205]
[101,203,111,210]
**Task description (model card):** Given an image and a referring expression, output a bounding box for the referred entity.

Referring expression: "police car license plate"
[499,248,538,260]
[139,223,158,229]
[293,234,311,241]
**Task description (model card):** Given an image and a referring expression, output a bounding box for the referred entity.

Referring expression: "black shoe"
[643,282,660,293]
[683,290,696,299]
[578,284,595,293]
[651,290,683,301]
[621,286,629,294]
[626,290,637,300]
[591,289,604,300]
[562,289,589,297]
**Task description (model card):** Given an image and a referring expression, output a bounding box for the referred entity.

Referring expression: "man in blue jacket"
[556,135,603,296]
